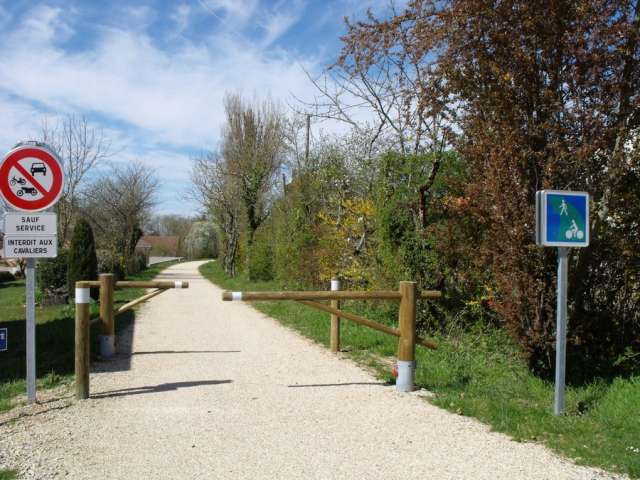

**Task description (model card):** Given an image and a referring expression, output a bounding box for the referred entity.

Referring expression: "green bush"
[0,271,15,283]
[97,249,125,280]
[67,219,98,299]
[248,237,274,282]
[37,249,68,291]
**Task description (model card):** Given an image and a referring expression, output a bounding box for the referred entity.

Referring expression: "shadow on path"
[127,350,241,356]
[287,382,391,388]
[91,380,233,399]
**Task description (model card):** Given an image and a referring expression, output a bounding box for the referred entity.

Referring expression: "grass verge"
[0,260,181,412]
[200,260,640,478]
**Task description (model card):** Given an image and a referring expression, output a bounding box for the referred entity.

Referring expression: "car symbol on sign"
[30,162,47,176]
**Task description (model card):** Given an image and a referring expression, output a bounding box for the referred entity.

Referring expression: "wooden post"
[330,278,340,353]
[99,273,115,357]
[75,281,91,399]
[397,281,417,392]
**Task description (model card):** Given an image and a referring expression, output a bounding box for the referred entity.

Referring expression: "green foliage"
[37,249,68,292]
[248,227,274,281]
[0,469,18,479]
[67,219,98,298]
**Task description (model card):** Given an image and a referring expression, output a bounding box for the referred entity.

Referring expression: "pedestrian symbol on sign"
[560,199,568,216]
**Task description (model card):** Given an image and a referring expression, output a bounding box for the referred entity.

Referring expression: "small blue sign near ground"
[0,328,7,351]
[536,190,589,247]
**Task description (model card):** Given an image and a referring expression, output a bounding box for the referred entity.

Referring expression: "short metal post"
[99,274,115,357]
[25,258,37,403]
[554,248,569,414]
[397,281,417,392]
[75,282,91,399]
[330,278,340,353]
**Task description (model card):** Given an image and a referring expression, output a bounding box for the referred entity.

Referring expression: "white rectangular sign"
[4,212,57,235]
[3,235,57,258]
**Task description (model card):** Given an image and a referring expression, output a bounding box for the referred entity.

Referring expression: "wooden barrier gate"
[74,274,189,399]
[222,280,441,392]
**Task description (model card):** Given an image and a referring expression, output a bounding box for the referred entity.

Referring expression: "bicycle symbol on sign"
[565,220,584,240]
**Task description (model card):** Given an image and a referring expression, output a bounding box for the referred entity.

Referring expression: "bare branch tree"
[41,114,111,244]
[83,161,158,259]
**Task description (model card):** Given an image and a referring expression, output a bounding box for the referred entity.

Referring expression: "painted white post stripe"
[75,288,90,304]
[231,292,243,301]
[174,281,184,289]
[396,360,416,393]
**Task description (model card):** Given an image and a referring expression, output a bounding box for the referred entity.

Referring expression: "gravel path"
[0,261,625,479]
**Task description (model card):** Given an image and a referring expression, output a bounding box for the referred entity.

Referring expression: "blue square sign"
[536,190,589,247]
[0,328,7,351]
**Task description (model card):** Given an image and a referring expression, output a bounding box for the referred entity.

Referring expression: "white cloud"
[0,94,48,151]
[0,6,320,149]
[0,2,366,213]
[170,4,191,35]
[259,6,302,47]
[198,0,259,24]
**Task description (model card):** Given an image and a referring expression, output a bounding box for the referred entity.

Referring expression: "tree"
[67,219,98,298]
[184,221,218,259]
[222,93,286,246]
[339,0,640,376]
[41,114,110,245]
[84,162,158,262]
[191,152,241,276]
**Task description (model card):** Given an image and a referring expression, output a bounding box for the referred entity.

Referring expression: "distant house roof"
[135,235,180,256]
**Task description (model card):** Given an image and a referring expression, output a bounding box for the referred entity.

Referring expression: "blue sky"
[0,0,397,215]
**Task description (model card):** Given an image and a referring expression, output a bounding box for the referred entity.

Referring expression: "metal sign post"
[554,247,569,414]
[536,190,589,415]
[0,141,64,404]
[25,258,37,402]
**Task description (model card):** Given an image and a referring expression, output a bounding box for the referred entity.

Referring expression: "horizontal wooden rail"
[116,280,189,289]
[79,280,189,289]
[115,289,165,316]
[298,300,438,350]
[222,290,441,302]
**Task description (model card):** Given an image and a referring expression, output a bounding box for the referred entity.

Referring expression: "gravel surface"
[0,261,626,479]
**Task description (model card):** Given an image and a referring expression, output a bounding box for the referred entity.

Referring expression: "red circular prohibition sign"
[0,145,64,212]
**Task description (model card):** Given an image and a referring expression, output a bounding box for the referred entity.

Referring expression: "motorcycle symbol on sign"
[10,176,26,186]
[16,186,38,197]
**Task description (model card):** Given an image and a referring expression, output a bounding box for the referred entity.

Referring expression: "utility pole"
[304,113,311,165]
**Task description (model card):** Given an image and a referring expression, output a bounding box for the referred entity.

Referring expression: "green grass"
[0,260,181,412]
[200,260,640,478]
[0,469,17,480]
